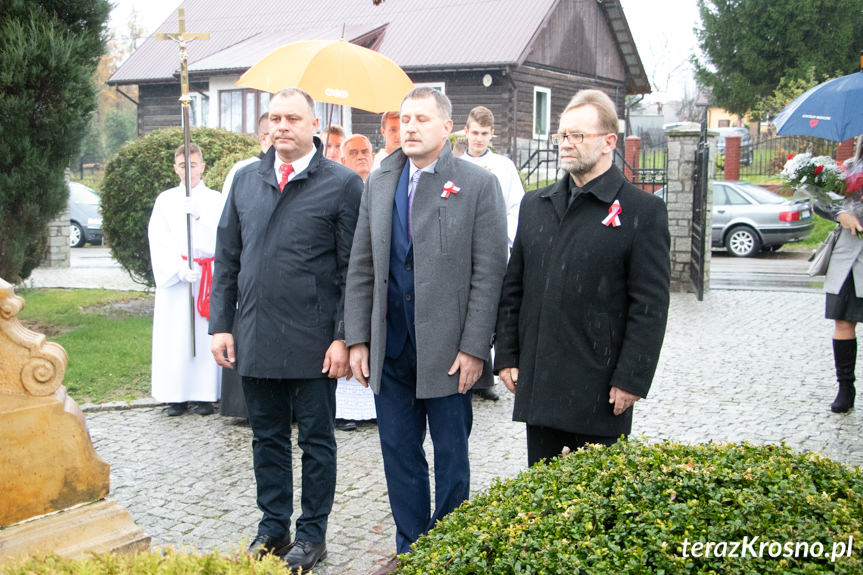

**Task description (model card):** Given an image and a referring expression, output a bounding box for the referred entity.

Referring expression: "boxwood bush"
[0,548,287,575]
[399,441,863,574]
[100,127,258,287]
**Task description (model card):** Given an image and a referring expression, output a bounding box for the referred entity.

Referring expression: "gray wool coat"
[344,145,508,399]
[824,219,863,296]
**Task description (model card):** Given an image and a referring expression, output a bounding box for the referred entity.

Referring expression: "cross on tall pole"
[156,9,209,357]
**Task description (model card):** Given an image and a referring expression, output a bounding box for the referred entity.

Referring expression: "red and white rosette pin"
[602,199,622,227]
[441,181,461,198]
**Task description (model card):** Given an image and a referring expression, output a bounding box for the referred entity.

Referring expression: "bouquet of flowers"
[781,153,847,196]
[782,153,863,226]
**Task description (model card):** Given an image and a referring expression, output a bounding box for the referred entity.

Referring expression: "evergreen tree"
[693,0,863,117]
[0,0,110,281]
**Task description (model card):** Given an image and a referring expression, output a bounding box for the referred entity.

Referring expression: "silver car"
[654,181,814,257]
[712,181,813,257]
[69,181,103,248]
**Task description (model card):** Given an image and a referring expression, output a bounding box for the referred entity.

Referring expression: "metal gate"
[690,122,709,301]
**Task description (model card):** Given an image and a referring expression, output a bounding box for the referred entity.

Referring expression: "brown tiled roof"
[110,0,648,91]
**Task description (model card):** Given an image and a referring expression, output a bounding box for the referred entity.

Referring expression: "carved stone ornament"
[0,278,149,562]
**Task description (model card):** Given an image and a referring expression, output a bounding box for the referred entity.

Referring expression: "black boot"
[831,338,857,413]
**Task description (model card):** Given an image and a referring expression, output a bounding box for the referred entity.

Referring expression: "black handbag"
[807,224,841,277]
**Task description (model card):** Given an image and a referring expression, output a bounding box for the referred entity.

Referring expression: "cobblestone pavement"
[84,288,862,574]
[24,247,146,291]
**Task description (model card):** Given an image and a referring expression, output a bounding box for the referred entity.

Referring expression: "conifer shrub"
[0,0,110,281]
[399,441,863,574]
[100,127,257,286]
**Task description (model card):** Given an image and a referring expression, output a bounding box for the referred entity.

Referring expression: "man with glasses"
[494,89,670,466]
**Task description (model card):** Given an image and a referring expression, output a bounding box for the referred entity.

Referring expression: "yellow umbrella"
[236,38,414,114]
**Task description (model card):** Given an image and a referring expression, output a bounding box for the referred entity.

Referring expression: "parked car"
[654,181,814,257]
[662,121,701,132]
[68,181,103,247]
[716,127,754,166]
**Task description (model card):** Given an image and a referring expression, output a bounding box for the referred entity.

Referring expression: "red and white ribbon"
[602,199,622,227]
[441,181,461,198]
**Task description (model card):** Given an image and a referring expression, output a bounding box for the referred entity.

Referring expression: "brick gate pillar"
[723,135,740,181]
[624,135,641,181]
[836,138,856,164]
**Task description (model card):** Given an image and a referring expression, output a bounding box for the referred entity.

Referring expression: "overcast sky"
[109,0,702,100]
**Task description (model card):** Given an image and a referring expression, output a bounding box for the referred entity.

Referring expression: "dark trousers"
[375,338,473,554]
[242,376,336,543]
[526,424,620,467]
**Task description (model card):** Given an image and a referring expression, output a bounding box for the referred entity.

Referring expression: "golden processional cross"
[156,9,209,357]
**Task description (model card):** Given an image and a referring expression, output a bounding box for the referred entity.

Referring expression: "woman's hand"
[837,211,863,236]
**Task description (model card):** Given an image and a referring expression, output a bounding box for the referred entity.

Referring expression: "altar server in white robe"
[148,143,224,416]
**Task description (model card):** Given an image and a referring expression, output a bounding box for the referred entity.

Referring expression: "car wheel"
[70,221,86,248]
[725,226,761,257]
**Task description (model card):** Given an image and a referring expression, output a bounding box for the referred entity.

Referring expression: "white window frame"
[533,86,551,140]
[218,88,271,134]
[316,103,352,133]
[413,81,446,95]
[189,92,209,128]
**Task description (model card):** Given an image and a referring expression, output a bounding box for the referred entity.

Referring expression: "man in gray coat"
[345,87,507,573]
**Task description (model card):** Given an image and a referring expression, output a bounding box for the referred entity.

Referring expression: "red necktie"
[279,163,294,192]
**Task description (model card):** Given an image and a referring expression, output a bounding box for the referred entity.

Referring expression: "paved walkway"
[28,251,863,573]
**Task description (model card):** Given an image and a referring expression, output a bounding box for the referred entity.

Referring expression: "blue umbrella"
[773,68,863,142]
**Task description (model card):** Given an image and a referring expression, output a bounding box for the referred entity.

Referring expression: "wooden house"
[108,0,649,158]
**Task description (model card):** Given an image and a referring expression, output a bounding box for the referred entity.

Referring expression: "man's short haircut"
[562,89,619,135]
[380,111,399,129]
[467,106,494,128]
[257,112,269,135]
[401,87,452,121]
[174,142,202,160]
[322,124,345,138]
[341,133,372,155]
[271,87,316,117]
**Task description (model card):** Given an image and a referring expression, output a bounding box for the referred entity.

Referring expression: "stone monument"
[0,278,149,564]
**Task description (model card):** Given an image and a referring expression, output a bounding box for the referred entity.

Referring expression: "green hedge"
[0,548,287,574]
[399,441,863,574]
[100,127,258,287]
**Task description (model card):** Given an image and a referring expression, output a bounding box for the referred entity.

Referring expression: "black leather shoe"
[165,403,187,416]
[190,401,215,416]
[335,419,358,431]
[248,532,292,558]
[475,387,499,401]
[283,540,327,572]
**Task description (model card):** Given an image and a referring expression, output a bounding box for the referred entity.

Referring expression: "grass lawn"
[798,214,834,249]
[15,288,153,404]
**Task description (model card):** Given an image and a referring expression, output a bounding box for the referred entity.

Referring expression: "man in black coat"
[494,89,670,467]
[209,88,363,572]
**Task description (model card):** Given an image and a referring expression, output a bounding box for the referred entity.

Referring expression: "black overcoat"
[209,139,363,379]
[494,165,670,437]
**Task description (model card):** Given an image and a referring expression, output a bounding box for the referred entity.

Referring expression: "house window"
[533,86,550,139]
[189,93,209,127]
[315,103,351,133]
[718,119,730,128]
[414,82,446,95]
[219,89,270,133]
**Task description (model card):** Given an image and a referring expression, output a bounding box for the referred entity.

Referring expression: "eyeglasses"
[550,132,609,146]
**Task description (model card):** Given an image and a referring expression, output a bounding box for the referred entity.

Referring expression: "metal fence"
[515,137,668,192]
[516,138,560,189]
[728,135,837,179]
